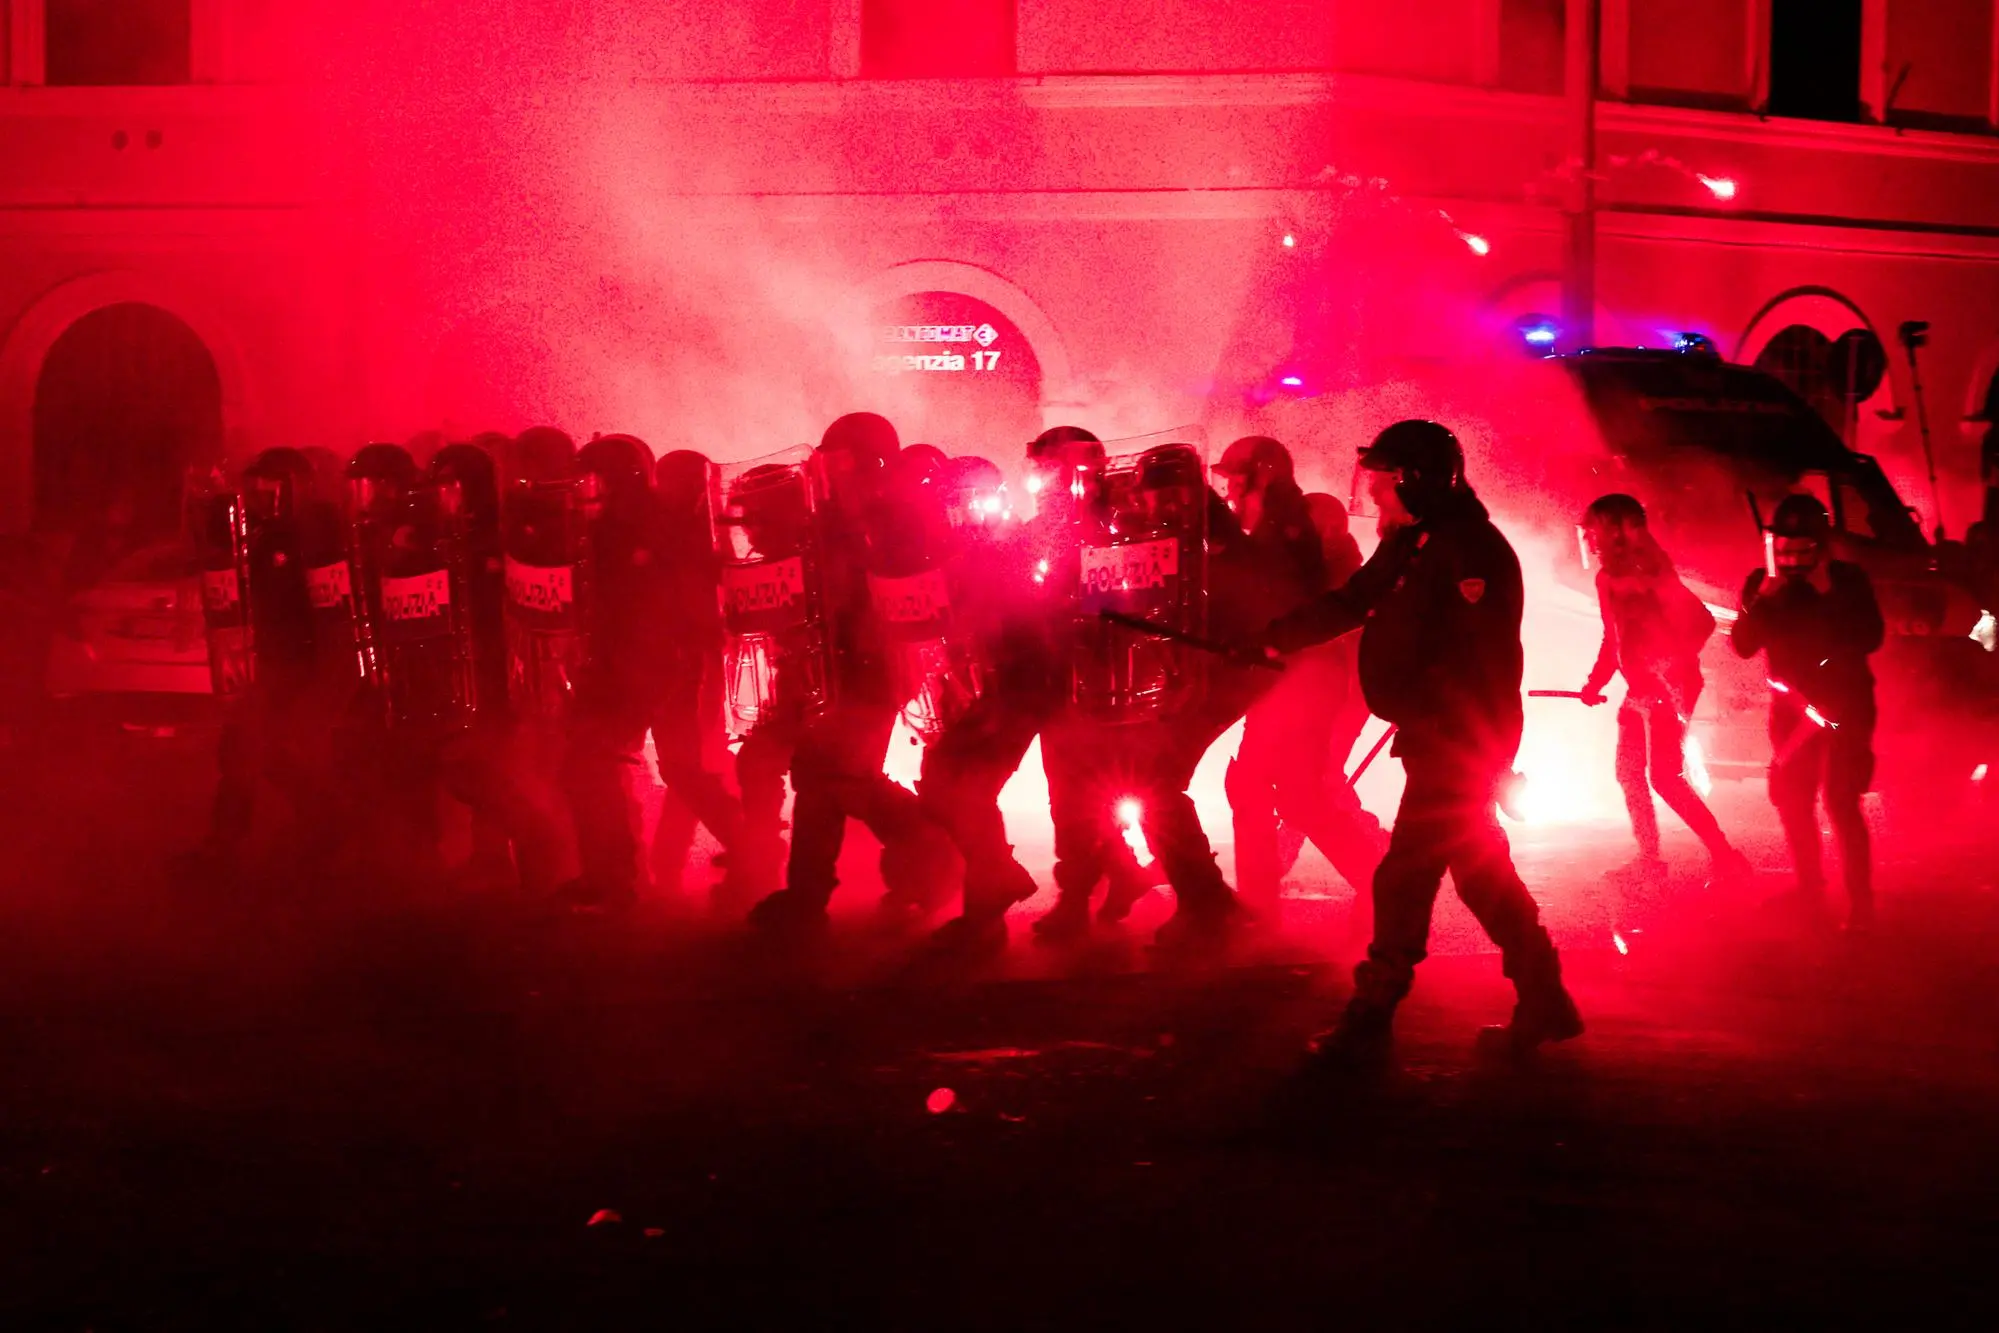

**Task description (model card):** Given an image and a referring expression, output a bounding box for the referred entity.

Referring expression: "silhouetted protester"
[747,413,959,935]
[646,449,747,902]
[1731,493,1884,931]
[1216,437,1385,921]
[1576,494,1751,886]
[1259,421,1582,1061]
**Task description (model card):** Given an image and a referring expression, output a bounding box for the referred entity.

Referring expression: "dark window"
[862,0,1015,78]
[45,0,191,86]
[1499,0,1566,95]
[1751,323,1886,445]
[1767,0,1863,122]
[33,303,221,552]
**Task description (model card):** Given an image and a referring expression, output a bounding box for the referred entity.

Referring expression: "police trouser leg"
[1769,714,1829,894]
[652,660,745,862]
[209,704,258,857]
[1136,704,1244,918]
[1825,719,1876,912]
[1615,703,1663,859]
[1041,721,1113,906]
[1226,701,1286,910]
[734,719,796,891]
[919,695,1043,919]
[564,702,651,898]
[438,720,561,893]
[1365,749,1559,1008]
[785,703,913,907]
[1268,683,1386,901]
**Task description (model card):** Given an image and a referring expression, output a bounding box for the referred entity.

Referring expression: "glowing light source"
[1459,231,1492,257]
[1281,233,1296,248]
[1683,729,1713,798]
[1973,763,1989,783]
[1279,375,1304,388]
[1515,313,1561,352]
[1612,931,1629,956]
[1973,610,1996,653]
[1697,174,1738,200]
[1803,704,1835,731]
[976,494,1002,516]
[1673,331,1719,356]
[1116,798,1153,867]
[1025,473,1045,495]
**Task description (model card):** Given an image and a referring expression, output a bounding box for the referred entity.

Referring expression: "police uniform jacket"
[1266,487,1524,764]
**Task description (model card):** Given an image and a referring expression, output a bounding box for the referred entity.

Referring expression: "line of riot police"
[175,415,1388,964]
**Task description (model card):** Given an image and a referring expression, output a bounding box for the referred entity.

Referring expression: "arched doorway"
[867,290,1044,452]
[32,303,222,571]
[1737,290,1892,447]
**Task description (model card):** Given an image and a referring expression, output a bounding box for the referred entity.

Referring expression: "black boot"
[1031,892,1093,944]
[1478,942,1585,1059]
[1306,958,1405,1069]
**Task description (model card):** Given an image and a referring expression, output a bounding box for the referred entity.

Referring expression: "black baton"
[1096,610,1285,672]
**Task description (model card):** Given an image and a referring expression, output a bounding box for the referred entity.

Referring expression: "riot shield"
[187,471,252,697]
[1071,442,1209,724]
[368,479,481,730]
[716,448,832,737]
[500,476,597,720]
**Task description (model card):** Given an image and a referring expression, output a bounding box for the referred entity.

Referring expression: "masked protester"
[747,413,962,935]
[645,449,748,902]
[1574,494,1750,886]
[1257,420,1581,1062]
[1215,437,1386,922]
[1731,494,1884,930]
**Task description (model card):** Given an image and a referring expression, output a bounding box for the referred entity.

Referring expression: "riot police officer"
[646,449,747,901]
[747,413,960,934]
[1731,494,1884,930]
[185,448,329,880]
[557,434,662,909]
[1575,494,1750,885]
[1259,421,1582,1060]
[1214,436,1385,920]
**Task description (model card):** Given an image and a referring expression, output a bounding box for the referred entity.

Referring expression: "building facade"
[5,0,1999,539]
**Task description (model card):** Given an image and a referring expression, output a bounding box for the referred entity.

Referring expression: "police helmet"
[579,434,655,498]
[655,450,714,514]
[1358,420,1465,514]
[429,443,500,529]
[1216,435,1295,488]
[508,427,579,484]
[819,412,901,468]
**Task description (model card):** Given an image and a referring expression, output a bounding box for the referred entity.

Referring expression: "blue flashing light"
[1523,325,1558,346]
[1673,331,1719,356]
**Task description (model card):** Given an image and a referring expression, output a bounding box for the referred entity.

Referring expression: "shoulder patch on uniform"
[1458,578,1486,604]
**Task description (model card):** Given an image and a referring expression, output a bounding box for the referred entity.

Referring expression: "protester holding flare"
[1575,493,1752,888]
